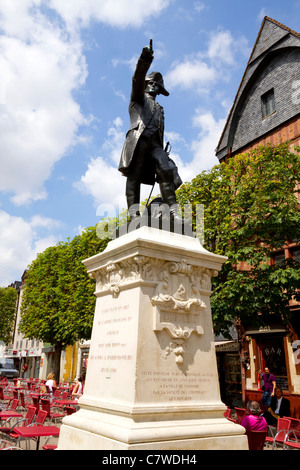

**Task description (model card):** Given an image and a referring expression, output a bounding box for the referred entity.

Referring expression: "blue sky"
[0,0,300,286]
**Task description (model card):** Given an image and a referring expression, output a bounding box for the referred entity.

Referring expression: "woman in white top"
[72,377,84,397]
[45,373,57,395]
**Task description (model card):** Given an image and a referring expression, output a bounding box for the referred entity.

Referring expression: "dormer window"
[261,88,276,119]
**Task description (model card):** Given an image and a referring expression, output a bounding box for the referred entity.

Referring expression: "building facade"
[215,16,300,416]
[4,272,80,383]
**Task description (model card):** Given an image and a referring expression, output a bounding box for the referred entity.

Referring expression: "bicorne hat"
[145,71,169,96]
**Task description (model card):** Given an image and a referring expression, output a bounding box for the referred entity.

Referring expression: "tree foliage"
[19,226,109,380]
[177,143,300,337]
[0,287,18,344]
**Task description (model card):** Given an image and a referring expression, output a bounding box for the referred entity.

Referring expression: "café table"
[0,410,23,420]
[12,425,60,450]
[53,399,78,406]
[28,392,51,398]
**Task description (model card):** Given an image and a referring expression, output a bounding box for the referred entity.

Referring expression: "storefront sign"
[215,341,239,352]
[245,319,286,335]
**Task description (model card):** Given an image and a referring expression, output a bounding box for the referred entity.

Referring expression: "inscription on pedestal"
[88,303,134,382]
[141,370,215,402]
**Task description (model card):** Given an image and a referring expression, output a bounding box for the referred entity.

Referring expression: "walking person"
[260,367,276,407]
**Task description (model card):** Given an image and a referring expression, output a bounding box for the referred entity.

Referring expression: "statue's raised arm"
[130,39,154,103]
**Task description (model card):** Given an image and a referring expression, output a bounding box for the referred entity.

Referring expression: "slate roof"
[215,17,300,160]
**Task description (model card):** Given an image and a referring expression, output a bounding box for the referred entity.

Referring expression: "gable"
[249,18,295,64]
[215,17,300,161]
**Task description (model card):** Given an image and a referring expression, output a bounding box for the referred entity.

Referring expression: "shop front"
[243,319,300,418]
[19,347,42,379]
[215,340,242,408]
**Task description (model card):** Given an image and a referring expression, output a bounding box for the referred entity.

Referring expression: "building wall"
[7,279,77,383]
[239,114,300,154]
[231,49,300,155]
[215,19,300,413]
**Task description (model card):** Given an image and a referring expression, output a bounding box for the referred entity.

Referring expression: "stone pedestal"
[57,227,247,450]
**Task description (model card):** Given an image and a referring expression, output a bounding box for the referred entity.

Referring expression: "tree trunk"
[53,342,62,384]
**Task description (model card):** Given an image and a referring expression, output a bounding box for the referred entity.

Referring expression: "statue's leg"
[126,176,141,221]
[125,145,146,221]
[150,146,178,219]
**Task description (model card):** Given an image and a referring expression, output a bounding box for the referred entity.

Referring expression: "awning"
[215,340,239,352]
[244,319,286,335]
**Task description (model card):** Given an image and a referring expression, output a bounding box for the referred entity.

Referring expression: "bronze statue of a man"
[118,41,183,223]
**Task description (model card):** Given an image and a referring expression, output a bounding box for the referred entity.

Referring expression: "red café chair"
[0,386,13,407]
[42,436,58,450]
[65,406,76,415]
[247,430,267,450]
[0,405,36,437]
[40,398,65,424]
[0,438,23,450]
[13,409,48,450]
[224,406,236,423]
[53,389,61,398]
[31,396,40,415]
[1,398,19,412]
[265,417,291,449]
[10,398,19,410]
[19,391,31,411]
[283,418,300,449]
[234,407,247,424]
[30,408,48,427]
[287,417,300,431]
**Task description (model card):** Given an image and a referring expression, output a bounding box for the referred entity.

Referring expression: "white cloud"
[165,29,250,94]
[102,117,125,166]
[178,111,225,183]
[75,116,154,211]
[49,0,172,29]
[257,8,267,23]
[74,117,127,208]
[207,28,250,67]
[207,30,235,65]
[165,59,216,91]
[0,3,88,205]
[194,2,205,13]
[75,156,126,209]
[0,210,60,286]
[0,1,175,206]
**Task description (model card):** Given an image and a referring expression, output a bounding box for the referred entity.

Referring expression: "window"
[273,251,285,267]
[261,89,276,118]
[292,248,300,263]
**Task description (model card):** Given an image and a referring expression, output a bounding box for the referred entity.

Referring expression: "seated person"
[241,401,267,434]
[263,387,290,426]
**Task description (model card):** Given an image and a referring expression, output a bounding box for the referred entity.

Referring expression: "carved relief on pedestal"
[151,260,209,364]
[90,255,213,364]
[90,255,156,297]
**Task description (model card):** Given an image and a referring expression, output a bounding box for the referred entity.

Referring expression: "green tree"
[0,287,18,344]
[177,143,300,337]
[19,226,109,381]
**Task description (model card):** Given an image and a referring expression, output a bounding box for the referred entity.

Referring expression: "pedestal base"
[58,408,247,450]
[58,227,247,450]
